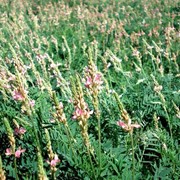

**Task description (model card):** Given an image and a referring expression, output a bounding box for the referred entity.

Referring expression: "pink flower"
[12,90,25,101]
[14,127,26,135]
[5,147,25,158]
[85,77,93,88]
[117,121,127,129]
[5,148,12,156]
[30,100,35,107]
[84,73,103,89]
[15,147,26,158]
[117,120,141,132]
[72,108,84,120]
[47,154,60,167]
[94,73,103,85]
[72,107,93,120]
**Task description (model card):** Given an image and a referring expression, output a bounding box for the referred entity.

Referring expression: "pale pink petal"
[85,77,92,88]
[72,115,77,120]
[76,108,83,116]
[19,127,26,134]
[51,155,60,167]
[47,154,60,167]
[54,154,59,161]
[94,73,101,81]
[50,159,57,167]
[5,148,12,156]
[131,124,141,128]
[13,90,24,101]
[14,127,26,135]
[14,127,20,135]
[15,148,25,158]
[117,121,127,129]
[30,100,35,107]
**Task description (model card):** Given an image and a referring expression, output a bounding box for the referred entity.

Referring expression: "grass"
[0,0,179,179]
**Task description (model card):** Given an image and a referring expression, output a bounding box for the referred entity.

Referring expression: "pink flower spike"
[15,147,25,158]
[5,148,12,156]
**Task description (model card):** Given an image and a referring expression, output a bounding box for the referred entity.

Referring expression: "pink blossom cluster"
[85,73,103,89]
[117,120,141,132]
[47,154,60,168]
[83,66,103,92]
[12,89,35,108]
[5,147,25,158]
[72,106,93,120]
[12,90,26,101]
[14,127,26,136]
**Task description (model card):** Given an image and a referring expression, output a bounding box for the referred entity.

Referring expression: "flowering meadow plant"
[5,147,26,158]
[0,0,179,179]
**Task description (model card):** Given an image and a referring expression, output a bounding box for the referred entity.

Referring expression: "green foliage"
[0,0,179,179]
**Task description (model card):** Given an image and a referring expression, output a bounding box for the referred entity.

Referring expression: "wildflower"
[5,148,12,156]
[83,60,103,94]
[85,76,93,88]
[72,107,93,120]
[94,73,103,85]
[5,147,25,158]
[13,89,28,102]
[71,75,94,152]
[15,147,26,158]
[12,90,25,101]
[117,120,141,132]
[47,154,60,167]
[84,73,103,89]
[14,127,26,135]
[30,100,35,107]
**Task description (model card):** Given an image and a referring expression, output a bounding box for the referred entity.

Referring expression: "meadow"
[0,0,179,179]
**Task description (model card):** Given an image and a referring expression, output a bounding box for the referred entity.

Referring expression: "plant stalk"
[130,131,135,180]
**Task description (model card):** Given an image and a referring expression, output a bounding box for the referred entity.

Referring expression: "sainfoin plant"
[0,0,179,179]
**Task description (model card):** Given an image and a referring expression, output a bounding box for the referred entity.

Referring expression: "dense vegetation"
[0,0,179,179]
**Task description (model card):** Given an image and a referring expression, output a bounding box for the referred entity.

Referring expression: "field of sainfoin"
[0,0,179,179]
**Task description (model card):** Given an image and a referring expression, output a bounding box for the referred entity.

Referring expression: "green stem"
[87,146,96,179]
[162,105,173,147]
[130,131,135,180]
[94,96,102,176]
[64,124,77,162]
[97,115,101,173]
[51,170,55,180]
[14,157,19,180]
[29,114,41,151]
